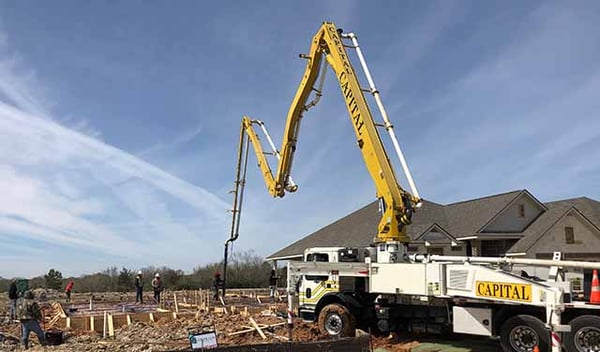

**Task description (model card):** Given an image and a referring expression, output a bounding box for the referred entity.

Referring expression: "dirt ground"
[0,290,500,352]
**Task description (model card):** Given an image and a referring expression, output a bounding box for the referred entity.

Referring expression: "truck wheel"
[564,315,600,352]
[499,315,549,352]
[318,303,356,337]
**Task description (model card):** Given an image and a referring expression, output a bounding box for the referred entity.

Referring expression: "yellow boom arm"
[240,22,420,243]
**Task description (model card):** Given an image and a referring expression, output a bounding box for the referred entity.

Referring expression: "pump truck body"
[230,22,600,352]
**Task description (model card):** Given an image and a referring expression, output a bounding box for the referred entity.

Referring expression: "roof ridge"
[545,196,600,205]
[421,199,445,207]
[444,189,523,206]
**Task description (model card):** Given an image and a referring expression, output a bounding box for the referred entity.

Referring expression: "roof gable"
[546,197,600,228]
[479,191,546,233]
[509,199,600,253]
[414,223,455,242]
[444,190,524,236]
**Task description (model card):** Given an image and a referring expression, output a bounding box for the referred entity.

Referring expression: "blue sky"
[1,1,599,277]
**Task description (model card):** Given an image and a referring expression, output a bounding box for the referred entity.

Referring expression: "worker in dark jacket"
[8,279,18,320]
[17,290,46,349]
[152,273,163,303]
[135,271,144,304]
[212,272,223,301]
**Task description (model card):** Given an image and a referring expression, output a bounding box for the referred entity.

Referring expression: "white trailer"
[287,247,600,352]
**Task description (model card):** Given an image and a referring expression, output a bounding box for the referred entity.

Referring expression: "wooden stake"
[249,317,266,340]
[103,311,107,338]
[228,327,258,336]
[107,313,114,337]
[126,315,132,325]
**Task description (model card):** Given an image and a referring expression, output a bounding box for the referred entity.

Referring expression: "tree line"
[0,251,285,293]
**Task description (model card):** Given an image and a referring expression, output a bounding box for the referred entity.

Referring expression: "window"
[427,247,444,255]
[565,227,575,244]
[451,246,463,252]
[305,274,328,282]
[518,204,525,218]
[306,253,329,262]
[481,239,519,257]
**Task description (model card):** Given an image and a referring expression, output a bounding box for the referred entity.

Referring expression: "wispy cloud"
[0,31,230,276]
[136,122,203,158]
[409,1,600,202]
[1,2,598,277]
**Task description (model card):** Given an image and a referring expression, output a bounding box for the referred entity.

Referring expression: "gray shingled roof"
[444,190,524,236]
[266,192,600,261]
[508,197,600,253]
[267,199,445,260]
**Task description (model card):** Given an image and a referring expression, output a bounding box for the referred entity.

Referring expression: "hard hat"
[155,273,160,277]
[137,270,142,275]
[214,272,221,277]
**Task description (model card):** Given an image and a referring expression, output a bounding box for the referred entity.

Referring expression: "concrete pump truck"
[229,22,600,352]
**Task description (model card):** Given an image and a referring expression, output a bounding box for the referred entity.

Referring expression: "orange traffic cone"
[533,346,540,352]
[591,269,600,304]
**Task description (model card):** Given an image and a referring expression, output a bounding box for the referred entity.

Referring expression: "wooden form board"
[55,311,198,332]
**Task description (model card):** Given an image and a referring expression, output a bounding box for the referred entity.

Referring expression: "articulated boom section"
[239,21,420,245]
[316,23,419,244]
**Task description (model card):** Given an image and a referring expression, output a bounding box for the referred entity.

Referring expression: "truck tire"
[499,315,549,352]
[318,303,356,337]
[564,315,600,352]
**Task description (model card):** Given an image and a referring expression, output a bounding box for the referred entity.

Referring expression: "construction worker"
[152,273,163,303]
[8,279,18,320]
[65,281,74,303]
[269,269,279,301]
[212,272,223,301]
[135,271,144,304]
[17,290,46,349]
